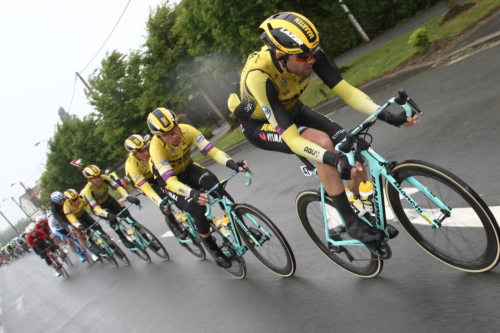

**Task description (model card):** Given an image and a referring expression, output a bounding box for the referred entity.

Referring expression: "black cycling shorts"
[239,101,346,154]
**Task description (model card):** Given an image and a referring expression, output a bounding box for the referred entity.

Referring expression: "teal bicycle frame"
[318,91,450,248]
[113,203,151,251]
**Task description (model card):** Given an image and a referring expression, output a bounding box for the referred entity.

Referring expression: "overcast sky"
[0,0,169,230]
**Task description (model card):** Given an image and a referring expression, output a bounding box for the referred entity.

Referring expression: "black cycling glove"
[126,196,140,205]
[189,190,202,202]
[107,213,118,227]
[324,152,353,180]
[226,160,246,172]
[377,109,416,127]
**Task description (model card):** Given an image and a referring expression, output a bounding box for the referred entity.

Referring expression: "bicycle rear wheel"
[59,266,69,278]
[234,204,296,277]
[386,161,500,273]
[134,223,169,260]
[165,216,205,259]
[210,226,246,279]
[296,191,383,278]
[110,242,131,266]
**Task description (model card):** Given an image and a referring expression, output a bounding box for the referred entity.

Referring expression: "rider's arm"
[189,126,232,166]
[149,136,194,198]
[81,184,108,218]
[126,157,162,206]
[62,201,82,229]
[313,51,380,115]
[102,174,129,198]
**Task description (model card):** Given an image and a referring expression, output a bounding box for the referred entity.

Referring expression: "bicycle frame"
[203,171,272,257]
[114,203,151,251]
[312,91,450,247]
[161,200,202,245]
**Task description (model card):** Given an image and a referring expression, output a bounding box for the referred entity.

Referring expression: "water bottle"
[359,181,374,213]
[175,212,188,228]
[345,187,365,217]
[214,215,232,238]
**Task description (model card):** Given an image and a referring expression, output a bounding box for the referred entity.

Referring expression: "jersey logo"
[262,106,271,120]
[161,160,170,166]
[281,79,287,89]
[141,164,146,169]
[259,133,266,140]
[135,174,141,180]
[196,135,204,143]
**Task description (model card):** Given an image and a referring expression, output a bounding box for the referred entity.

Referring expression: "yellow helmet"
[82,165,101,179]
[260,12,320,55]
[147,108,178,136]
[63,189,79,201]
[124,134,149,153]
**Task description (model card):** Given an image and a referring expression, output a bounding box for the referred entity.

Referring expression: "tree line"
[38,0,440,209]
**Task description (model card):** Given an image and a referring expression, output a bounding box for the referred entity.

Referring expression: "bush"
[199,127,213,139]
[408,27,432,52]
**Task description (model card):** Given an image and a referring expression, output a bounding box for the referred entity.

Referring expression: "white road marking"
[162,231,174,238]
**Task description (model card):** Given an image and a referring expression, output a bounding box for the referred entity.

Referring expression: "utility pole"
[8,197,31,219]
[76,72,94,93]
[0,211,20,234]
[339,0,370,43]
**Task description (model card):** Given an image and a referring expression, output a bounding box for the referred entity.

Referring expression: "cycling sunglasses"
[292,54,314,62]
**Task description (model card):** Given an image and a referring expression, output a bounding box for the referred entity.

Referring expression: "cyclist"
[80,165,138,248]
[48,207,99,263]
[124,134,188,239]
[147,107,250,268]
[227,12,418,252]
[25,225,61,277]
[15,235,29,254]
[50,191,98,259]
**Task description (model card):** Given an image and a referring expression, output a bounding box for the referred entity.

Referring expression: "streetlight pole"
[338,0,370,43]
[0,211,20,234]
[34,139,49,147]
[11,181,29,192]
[3,197,31,219]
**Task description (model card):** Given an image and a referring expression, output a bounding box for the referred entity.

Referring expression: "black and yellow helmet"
[63,189,79,201]
[82,165,101,179]
[260,12,320,56]
[124,134,149,153]
[147,108,178,136]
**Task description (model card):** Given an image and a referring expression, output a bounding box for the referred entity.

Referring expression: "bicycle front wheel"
[59,266,69,278]
[165,215,205,259]
[210,226,246,279]
[134,223,169,260]
[121,225,152,263]
[234,204,296,277]
[296,191,383,278]
[386,161,500,273]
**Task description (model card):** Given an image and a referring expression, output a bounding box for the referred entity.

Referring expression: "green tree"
[39,116,115,207]
[86,50,148,161]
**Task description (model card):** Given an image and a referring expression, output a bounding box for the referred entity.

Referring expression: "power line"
[79,0,133,74]
[67,74,78,114]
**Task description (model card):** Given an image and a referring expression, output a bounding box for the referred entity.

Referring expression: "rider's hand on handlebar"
[190,190,209,206]
[226,160,251,173]
[126,196,140,205]
[107,213,118,226]
[378,109,418,127]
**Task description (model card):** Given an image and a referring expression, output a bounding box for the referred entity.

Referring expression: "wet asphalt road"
[1,40,500,333]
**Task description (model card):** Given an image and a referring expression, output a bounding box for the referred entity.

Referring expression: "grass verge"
[300,0,500,107]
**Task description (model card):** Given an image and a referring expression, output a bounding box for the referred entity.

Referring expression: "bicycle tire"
[210,226,246,279]
[233,204,296,277]
[296,191,383,278]
[386,160,500,273]
[93,236,120,267]
[111,243,131,266]
[134,223,169,260]
[59,266,69,278]
[165,215,205,259]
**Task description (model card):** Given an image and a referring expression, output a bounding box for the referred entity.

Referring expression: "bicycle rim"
[113,246,131,266]
[59,266,69,278]
[234,204,296,277]
[135,223,169,260]
[210,226,246,279]
[121,224,151,263]
[387,161,500,272]
[296,191,383,278]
